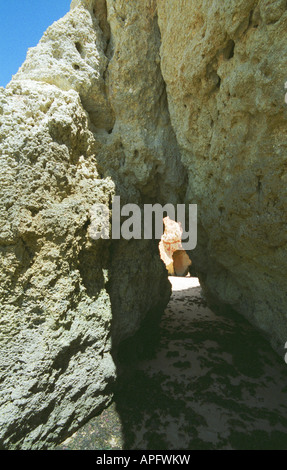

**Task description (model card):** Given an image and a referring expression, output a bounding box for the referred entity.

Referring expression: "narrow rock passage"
[57,278,287,450]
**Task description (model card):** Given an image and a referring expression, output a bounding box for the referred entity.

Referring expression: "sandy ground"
[56,277,287,450]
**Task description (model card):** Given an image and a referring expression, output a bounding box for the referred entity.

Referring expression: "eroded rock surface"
[157,0,287,353]
[0,0,181,449]
[0,0,286,449]
[159,217,192,276]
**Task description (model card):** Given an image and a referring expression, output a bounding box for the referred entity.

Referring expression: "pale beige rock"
[0,0,287,450]
[157,0,287,353]
[159,217,192,277]
[173,250,192,277]
[0,0,179,449]
[0,78,118,450]
[159,217,183,270]
[12,3,114,131]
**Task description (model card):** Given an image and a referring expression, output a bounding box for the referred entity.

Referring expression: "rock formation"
[159,217,192,276]
[0,0,286,449]
[0,0,182,449]
[172,250,192,278]
[157,0,287,354]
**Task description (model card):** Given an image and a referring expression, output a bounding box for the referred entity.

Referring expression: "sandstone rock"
[159,216,192,277]
[159,217,182,273]
[0,79,117,449]
[157,0,287,353]
[0,0,286,450]
[0,0,182,449]
[173,250,192,277]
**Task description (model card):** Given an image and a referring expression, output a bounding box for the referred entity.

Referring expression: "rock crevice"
[0,0,287,449]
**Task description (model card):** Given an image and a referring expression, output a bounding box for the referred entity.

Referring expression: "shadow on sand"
[57,281,287,450]
[113,281,287,450]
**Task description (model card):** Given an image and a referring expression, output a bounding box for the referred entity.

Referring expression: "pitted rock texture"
[0,0,286,450]
[157,0,287,353]
[0,0,179,449]
[0,80,117,449]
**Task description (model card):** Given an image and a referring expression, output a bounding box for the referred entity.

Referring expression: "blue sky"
[0,0,71,87]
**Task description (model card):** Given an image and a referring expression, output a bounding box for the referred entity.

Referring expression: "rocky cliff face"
[0,0,181,449]
[157,0,287,353]
[0,0,286,449]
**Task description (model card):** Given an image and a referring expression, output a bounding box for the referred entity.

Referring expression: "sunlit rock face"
[0,0,287,449]
[157,0,287,353]
[159,217,192,276]
[0,0,182,449]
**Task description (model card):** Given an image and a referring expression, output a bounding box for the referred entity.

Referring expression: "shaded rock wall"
[0,0,182,449]
[157,0,287,353]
